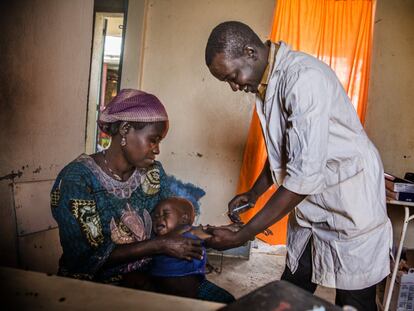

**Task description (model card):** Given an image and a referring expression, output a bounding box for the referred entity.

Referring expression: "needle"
[230,203,273,236]
[232,202,253,213]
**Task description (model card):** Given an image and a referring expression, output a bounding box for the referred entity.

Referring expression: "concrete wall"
[140,0,275,225]
[0,0,93,269]
[365,0,414,248]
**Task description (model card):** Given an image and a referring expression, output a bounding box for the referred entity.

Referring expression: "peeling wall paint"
[0,171,23,181]
[32,166,42,174]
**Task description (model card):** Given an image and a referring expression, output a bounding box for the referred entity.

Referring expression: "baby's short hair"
[157,197,195,224]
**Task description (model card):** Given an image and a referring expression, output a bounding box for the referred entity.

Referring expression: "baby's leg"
[121,271,157,292]
[155,276,201,298]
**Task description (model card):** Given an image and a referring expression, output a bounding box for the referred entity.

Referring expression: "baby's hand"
[190,225,212,240]
[218,223,244,232]
[202,223,244,233]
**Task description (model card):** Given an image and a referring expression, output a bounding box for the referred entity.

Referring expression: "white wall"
[365,0,414,248]
[121,0,147,89]
[140,0,275,225]
[0,0,93,270]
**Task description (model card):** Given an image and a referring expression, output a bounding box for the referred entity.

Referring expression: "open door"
[86,0,128,153]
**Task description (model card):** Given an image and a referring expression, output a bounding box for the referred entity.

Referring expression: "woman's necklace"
[102,150,123,181]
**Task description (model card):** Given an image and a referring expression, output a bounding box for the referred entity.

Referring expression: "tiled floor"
[206,239,336,304]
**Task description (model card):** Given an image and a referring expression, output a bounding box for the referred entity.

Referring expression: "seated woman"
[50,89,231,301]
[150,197,235,303]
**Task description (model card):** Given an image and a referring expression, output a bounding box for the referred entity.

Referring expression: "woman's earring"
[121,136,127,147]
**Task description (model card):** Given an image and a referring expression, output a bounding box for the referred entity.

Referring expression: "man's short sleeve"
[281,67,330,195]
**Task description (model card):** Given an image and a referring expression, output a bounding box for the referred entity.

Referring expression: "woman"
[51,89,234,303]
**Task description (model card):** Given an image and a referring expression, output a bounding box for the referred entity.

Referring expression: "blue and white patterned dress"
[51,154,172,282]
[51,154,235,303]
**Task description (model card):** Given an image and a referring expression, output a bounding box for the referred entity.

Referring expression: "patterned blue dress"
[51,154,172,282]
[51,154,235,303]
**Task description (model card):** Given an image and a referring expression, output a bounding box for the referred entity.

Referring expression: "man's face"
[208,52,263,93]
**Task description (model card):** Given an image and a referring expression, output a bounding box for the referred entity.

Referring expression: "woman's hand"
[227,190,258,222]
[158,227,203,261]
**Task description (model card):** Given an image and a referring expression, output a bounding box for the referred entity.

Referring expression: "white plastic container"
[397,268,414,310]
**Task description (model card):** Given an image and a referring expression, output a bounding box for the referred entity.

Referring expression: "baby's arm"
[190,225,212,240]
[190,223,244,240]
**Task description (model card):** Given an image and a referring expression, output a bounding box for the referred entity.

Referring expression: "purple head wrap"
[99,89,168,123]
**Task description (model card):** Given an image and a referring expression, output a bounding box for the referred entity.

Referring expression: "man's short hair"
[205,21,264,66]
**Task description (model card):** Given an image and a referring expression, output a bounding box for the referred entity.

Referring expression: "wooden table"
[0,267,340,311]
[383,199,414,311]
[0,267,224,311]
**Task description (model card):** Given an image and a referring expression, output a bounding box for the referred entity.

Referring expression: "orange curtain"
[238,0,376,245]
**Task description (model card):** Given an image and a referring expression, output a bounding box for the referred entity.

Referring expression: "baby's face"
[152,202,184,236]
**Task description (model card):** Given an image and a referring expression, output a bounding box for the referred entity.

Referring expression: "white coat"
[256,42,392,290]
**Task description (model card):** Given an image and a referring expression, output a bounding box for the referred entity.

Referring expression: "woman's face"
[122,121,168,169]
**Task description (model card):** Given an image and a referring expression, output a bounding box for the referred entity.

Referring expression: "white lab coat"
[256,42,392,290]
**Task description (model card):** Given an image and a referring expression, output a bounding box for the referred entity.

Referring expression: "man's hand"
[227,190,258,222]
[204,226,247,251]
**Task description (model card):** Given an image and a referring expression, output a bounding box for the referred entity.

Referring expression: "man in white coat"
[204,21,391,310]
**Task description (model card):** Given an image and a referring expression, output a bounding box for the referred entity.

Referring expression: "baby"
[150,197,235,303]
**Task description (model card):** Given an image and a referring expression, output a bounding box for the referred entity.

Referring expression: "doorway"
[86,0,128,153]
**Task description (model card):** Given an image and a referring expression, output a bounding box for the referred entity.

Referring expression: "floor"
[206,239,336,304]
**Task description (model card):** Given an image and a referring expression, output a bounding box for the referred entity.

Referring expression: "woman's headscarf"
[98,89,205,217]
[99,89,168,123]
